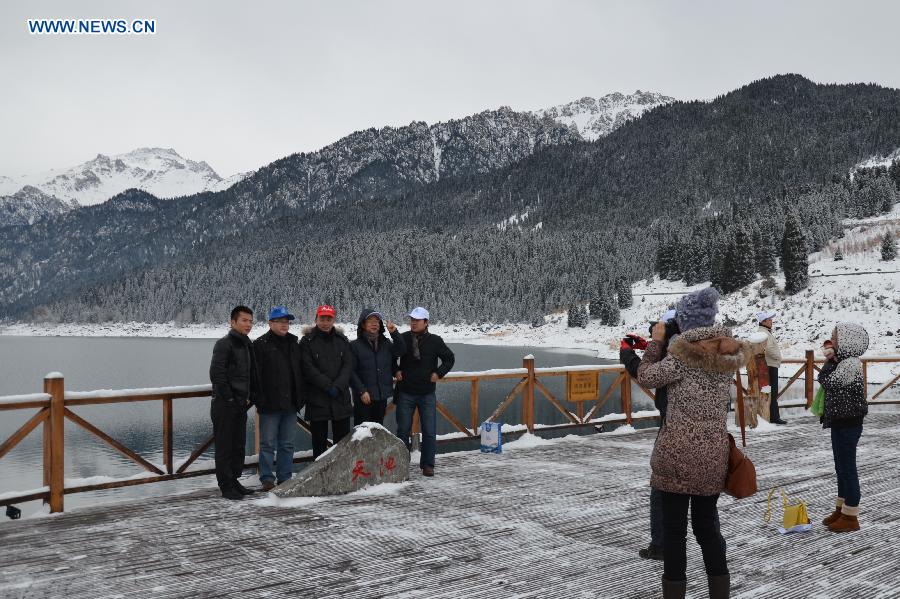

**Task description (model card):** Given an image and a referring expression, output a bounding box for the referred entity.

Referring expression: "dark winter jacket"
[253,330,304,413]
[300,325,354,421]
[350,309,407,403]
[819,322,869,429]
[397,330,455,396]
[209,329,259,408]
[621,347,669,419]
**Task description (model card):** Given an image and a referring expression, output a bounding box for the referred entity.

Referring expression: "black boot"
[708,574,730,599]
[662,576,686,599]
[221,487,244,501]
[234,481,255,495]
[639,544,664,560]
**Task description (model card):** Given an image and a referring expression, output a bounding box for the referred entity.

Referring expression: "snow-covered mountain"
[532,90,674,140]
[0,147,247,206]
[0,186,74,226]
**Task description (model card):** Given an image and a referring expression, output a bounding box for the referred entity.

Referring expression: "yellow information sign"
[567,371,599,402]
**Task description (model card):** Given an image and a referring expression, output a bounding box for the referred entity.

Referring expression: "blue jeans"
[258,411,296,483]
[831,425,862,507]
[395,392,437,469]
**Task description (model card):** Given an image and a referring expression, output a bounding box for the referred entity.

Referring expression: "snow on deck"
[2,414,900,598]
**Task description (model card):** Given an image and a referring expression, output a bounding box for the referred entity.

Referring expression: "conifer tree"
[781,215,809,294]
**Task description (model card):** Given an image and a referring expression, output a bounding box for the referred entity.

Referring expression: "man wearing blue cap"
[395,306,455,477]
[253,306,305,491]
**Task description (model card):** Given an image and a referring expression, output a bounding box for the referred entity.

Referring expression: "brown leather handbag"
[724,433,758,499]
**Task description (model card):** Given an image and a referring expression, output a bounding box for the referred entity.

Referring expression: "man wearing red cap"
[300,305,355,458]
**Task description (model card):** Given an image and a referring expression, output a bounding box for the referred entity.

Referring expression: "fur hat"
[675,287,720,332]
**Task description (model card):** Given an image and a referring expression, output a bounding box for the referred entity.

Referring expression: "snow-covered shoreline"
[2,205,898,385]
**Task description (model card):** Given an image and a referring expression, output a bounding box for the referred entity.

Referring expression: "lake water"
[0,336,644,517]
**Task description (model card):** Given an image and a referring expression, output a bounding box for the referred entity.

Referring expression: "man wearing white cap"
[395,306,455,477]
[757,311,786,424]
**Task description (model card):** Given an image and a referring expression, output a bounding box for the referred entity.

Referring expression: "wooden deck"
[2,413,900,598]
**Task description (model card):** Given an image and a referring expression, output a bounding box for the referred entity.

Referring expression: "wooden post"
[621,372,632,426]
[863,361,868,399]
[523,356,536,433]
[470,379,479,434]
[805,350,815,409]
[44,373,65,513]
[162,397,174,474]
[736,370,747,447]
[42,408,51,494]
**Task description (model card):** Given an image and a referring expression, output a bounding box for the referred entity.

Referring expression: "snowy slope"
[855,146,900,170]
[531,90,674,140]
[0,186,74,226]
[0,147,247,205]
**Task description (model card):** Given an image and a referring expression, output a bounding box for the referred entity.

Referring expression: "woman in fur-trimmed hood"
[637,287,751,599]
[818,321,869,533]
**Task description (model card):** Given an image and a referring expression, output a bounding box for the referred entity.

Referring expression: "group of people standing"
[619,287,870,599]
[208,303,454,500]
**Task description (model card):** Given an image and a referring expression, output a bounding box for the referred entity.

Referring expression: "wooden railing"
[2,352,898,513]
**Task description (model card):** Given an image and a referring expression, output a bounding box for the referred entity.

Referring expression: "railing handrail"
[2,352,899,513]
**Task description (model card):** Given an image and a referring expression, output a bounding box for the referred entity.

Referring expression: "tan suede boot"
[827,504,860,532]
[822,498,844,526]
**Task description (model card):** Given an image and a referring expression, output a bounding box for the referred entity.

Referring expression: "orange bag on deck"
[724,434,757,499]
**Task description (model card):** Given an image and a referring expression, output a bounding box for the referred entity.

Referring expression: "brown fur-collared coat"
[638,325,753,496]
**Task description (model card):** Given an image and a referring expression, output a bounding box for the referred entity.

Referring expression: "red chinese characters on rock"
[351,459,371,482]
[379,456,396,477]
[350,456,397,482]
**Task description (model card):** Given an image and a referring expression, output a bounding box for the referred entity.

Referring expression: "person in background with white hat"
[757,311,787,424]
[395,307,455,477]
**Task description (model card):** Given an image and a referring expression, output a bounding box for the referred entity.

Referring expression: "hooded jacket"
[818,322,869,429]
[637,325,752,496]
[350,309,406,403]
[299,325,354,421]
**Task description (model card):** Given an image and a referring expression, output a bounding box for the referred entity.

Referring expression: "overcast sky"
[2,0,899,177]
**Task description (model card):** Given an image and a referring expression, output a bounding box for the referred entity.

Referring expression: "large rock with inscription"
[272,423,410,497]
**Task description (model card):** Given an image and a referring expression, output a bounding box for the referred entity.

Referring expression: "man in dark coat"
[253,305,304,491]
[209,305,260,500]
[300,305,355,458]
[350,308,406,426]
[619,308,678,561]
[395,306,455,477]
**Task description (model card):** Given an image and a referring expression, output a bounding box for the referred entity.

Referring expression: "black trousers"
[309,417,353,458]
[353,399,387,426]
[660,490,728,582]
[768,366,781,421]
[211,398,248,490]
